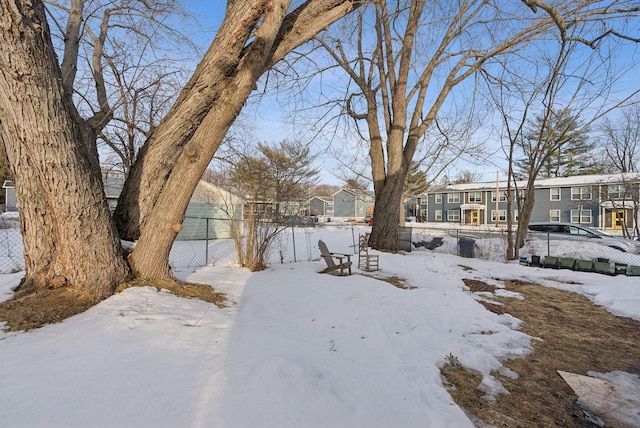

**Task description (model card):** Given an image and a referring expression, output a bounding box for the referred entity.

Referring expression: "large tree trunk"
[369,173,407,250]
[0,0,130,298]
[120,0,363,279]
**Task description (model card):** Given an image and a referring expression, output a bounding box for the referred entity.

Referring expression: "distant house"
[103,175,125,211]
[407,173,640,231]
[332,188,375,219]
[308,196,334,217]
[5,175,245,239]
[3,181,16,212]
[175,180,244,240]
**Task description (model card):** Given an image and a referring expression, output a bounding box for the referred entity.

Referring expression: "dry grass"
[361,273,417,290]
[443,279,640,427]
[0,279,226,332]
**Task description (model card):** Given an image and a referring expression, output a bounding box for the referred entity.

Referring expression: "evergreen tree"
[404,162,428,196]
[515,109,601,178]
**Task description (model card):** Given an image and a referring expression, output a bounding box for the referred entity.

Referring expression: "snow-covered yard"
[0,226,639,427]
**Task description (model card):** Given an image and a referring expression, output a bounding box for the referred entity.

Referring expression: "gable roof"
[331,188,375,197]
[425,172,640,194]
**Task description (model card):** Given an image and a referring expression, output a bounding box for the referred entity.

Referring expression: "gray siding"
[177,201,235,240]
[333,190,354,217]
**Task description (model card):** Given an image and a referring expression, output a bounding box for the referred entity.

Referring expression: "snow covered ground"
[1,226,639,427]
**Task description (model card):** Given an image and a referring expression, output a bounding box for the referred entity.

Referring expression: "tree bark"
[0,0,130,298]
[121,0,364,279]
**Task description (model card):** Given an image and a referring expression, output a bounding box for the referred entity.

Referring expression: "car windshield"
[573,225,608,237]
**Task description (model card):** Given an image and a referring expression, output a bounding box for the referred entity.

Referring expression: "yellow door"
[471,210,479,226]
[613,210,625,230]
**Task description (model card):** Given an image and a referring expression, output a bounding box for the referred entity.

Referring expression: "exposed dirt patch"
[361,274,417,290]
[443,279,640,427]
[0,279,226,333]
[116,279,227,307]
[462,278,496,293]
[0,287,98,332]
[462,279,507,315]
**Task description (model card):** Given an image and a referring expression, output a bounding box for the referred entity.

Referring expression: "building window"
[447,193,460,203]
[550,188,561,201]
[491,210,507,222]
[514,210,519,222]
[608,184,631,199]
[491,190,507,202]
[435,193,442,203]
[447,210,460,222]
[435,210,442,221]
[571,186,592,200]
[550,209,561,222]
[468,191,482,203]
[571,209,592,224]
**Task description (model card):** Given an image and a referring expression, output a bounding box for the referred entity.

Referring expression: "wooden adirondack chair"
[358,233,379,271]
[318,240,352,276]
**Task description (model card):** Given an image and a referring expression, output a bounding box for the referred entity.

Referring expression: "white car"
[528,222,640,254]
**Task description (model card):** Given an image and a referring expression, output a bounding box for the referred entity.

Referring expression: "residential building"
[3,181,16,211]
[308,196,334,217]
[4,175,246,240]
[332,188,375,219]
[407,173,640,231]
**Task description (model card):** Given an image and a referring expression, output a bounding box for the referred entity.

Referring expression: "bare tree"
[453,170,482,184]
[1,0,363,300]
[480,7,640,259]
[596,105,640,238]
[344,177,369,191]
[306,0,640,251]
[600,104,640,173]
[312,184,341,196]
[217,140,319,270]
[312,1,552,250]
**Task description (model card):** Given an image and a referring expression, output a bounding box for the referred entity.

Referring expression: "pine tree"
[516,109,601,178]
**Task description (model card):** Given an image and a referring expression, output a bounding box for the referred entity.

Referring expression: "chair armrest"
[330,252,351,259]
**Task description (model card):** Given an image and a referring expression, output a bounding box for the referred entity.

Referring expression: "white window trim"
[435,193,442,203]
[491,191,507,202]
[608,184,630,199]
[550,188,561,201]
[447,210,460,222]
[491,210,507,222]
[570,209,592,224]
[468,191,482,203]
[435,210,442,221]
[571,186,592,201]
[447,192,460,203]
[550,209,561,222]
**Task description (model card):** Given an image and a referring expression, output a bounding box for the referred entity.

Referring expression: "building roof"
[423,172,640,194]
[103,176,125,199]
[331,188,375,197]
[310,196,333,202]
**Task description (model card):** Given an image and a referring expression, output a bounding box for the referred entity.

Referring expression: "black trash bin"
[458,237,475,258]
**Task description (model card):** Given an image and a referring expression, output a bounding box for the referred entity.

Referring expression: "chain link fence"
[0,215,23,273]
[2,215,639,274]
[0,215,333,274]
[409,224,640,271]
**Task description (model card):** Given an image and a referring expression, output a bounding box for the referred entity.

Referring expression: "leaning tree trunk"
[514,182,537,257]
[120,0,364,279]
[0,0,130,298]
